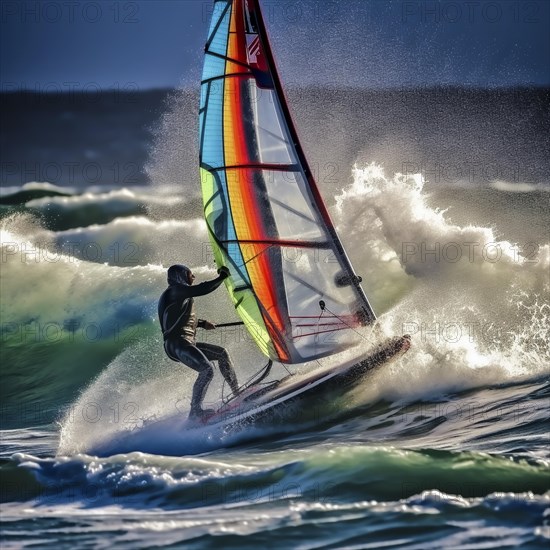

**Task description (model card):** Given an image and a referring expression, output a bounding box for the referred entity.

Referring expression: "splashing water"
[44,162,549,456]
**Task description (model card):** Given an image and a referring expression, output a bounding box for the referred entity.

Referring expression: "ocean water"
[1,88,549,548]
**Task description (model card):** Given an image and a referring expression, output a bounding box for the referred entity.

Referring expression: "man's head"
[167,264,195,285]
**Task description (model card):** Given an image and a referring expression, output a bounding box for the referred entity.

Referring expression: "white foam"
[490,180,550,193]
[25,187,182,210]
[50,216,208,266]
[0,181,74,195]
[330,163,549,402]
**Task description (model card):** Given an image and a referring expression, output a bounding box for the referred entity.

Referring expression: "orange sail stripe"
[224,4,288,360]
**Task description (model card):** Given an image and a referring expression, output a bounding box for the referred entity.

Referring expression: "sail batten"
[199,0,376,364]
[205,164,301,172]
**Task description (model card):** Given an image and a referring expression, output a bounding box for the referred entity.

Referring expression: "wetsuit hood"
[167,264,191,285]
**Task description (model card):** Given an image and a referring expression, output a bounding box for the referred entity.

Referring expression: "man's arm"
[186,267,230,298]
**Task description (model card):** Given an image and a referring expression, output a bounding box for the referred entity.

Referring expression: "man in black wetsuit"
[158,264,240,420]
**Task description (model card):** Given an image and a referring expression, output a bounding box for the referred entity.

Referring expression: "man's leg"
[166,339,214,415]
[197,342,240,395]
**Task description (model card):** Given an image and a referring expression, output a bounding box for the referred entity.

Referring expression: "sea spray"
[332,163,549,404]
[2,161,548,457]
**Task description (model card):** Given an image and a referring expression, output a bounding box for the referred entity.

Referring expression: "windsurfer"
[158,264,240,419]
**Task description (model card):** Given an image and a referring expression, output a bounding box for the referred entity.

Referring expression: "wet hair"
[167,264,191,285]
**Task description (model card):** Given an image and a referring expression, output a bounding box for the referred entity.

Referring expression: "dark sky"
[1,0,549,91]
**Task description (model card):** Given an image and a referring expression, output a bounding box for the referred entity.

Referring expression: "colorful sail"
[199,0,376,363]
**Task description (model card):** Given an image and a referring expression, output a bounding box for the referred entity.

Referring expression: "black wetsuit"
[158,274,239,415]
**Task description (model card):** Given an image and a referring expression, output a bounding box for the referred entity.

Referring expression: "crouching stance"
[158,264,239,419]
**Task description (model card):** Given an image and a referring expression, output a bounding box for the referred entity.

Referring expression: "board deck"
[186,335,411,429]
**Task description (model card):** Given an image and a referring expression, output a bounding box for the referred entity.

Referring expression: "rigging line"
[220,238,330,249]
[290,304,329,345]
[321,303,372,343]
[238,242,276,266]
[285,271,348,307]
[199,82,212,156]
[289,315,346,319]
[293,326,354,339]
[270,197,319,225]
[205,1,232,50]
[255,122,294,146]
[205,50,252,71]
[235,238,327,267]
[295,322,350,327]
[207,163,300,172]
[204,222,248,290]
[202,188,222,214]
[201,72,253,86]
[221,360,275,404]
[281,363,292,376]
[318,303,325,324]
